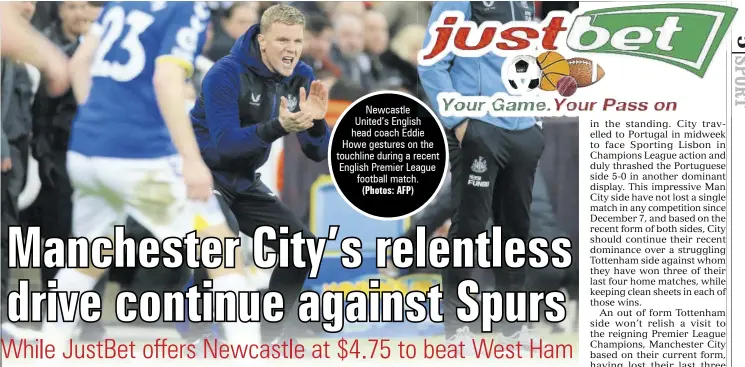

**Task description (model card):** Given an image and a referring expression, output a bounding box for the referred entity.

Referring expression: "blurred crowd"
[2,1,579,336]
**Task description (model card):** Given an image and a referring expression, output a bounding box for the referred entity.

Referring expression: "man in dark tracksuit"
[29,2,108,340]
[418,1,545,345]
[33,42,79,280]
[31,37,113,341]
[189,4,330,343]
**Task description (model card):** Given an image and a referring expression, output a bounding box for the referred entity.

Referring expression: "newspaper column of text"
[587,117,727,366]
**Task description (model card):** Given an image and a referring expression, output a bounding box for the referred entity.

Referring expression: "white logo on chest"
[250,93,261,106]
[286,95,298,111]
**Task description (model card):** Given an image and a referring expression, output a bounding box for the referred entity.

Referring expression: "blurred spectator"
[375,1,432,38]
[301,14,341,77]
[206,1,237,11]
[317,69,365,103]
[3,0,40,210]
[256,1,280,16]
[379,24,428,101]
[43,1,88,47]
[332,1,366,19]
[388,24,425,66]
[30,2,56,31]
[364,11,388,57]
[193,53,214,96]
[362,10,403,91]
[330,13,376,91]
[289,1,330,18]
[191,21,216,94]
[205,2,259,61]
[28,0,107,340]
[30,0,104,253]
[222,2,259,40]
[190,20,216,94]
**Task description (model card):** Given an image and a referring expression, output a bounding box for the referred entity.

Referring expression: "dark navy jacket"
[191,25,331,192]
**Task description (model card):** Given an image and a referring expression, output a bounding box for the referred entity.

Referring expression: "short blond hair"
[260,4,306,33]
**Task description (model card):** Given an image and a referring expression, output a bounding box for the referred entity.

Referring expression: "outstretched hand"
[298,80,329,120]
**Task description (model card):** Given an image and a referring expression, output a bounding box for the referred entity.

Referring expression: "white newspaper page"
[420,0,739,365]
[2,1,743,366]
[578,1,739,367]
[729,2,744,365]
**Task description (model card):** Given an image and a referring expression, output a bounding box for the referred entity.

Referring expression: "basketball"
[556,76,578,97]
[537,51,570,91]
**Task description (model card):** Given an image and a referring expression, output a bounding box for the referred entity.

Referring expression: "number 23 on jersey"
[90,3,208,82]
[91,7,154,82]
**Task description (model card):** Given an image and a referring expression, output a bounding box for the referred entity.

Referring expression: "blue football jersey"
[69,1,209,158]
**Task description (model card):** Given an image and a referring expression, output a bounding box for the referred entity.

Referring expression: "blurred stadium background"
[2,0,580,354]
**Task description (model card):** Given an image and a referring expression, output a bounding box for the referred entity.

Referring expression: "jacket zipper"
[266,83,280,162]
[271,83,279,120]
[477,59,482,97]
[509,1,517,129]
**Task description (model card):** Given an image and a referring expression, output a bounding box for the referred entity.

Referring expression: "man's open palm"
[299,80,329,120]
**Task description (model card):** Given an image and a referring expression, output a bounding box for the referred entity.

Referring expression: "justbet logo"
[418,4,737,77]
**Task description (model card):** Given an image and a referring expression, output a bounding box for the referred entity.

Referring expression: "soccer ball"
[506,55,541,93]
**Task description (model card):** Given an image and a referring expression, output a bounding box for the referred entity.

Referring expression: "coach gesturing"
[418,1,545,346]
[190,4,330,343]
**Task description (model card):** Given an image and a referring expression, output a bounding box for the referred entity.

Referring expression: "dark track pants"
[192,178,313,342]
[443,119,545,338]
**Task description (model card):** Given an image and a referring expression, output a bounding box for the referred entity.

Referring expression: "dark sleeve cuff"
[256,118,289,143]
[307,119,328,137]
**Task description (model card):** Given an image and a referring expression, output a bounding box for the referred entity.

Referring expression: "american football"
[567,58,605,87]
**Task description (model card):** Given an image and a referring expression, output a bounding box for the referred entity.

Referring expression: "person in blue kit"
[183,4,331,344]
[418,1,545,349]
[39,1,260,347]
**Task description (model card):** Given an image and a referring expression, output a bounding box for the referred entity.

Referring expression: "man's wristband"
[306,119,328,137]
[256,118,289,143]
